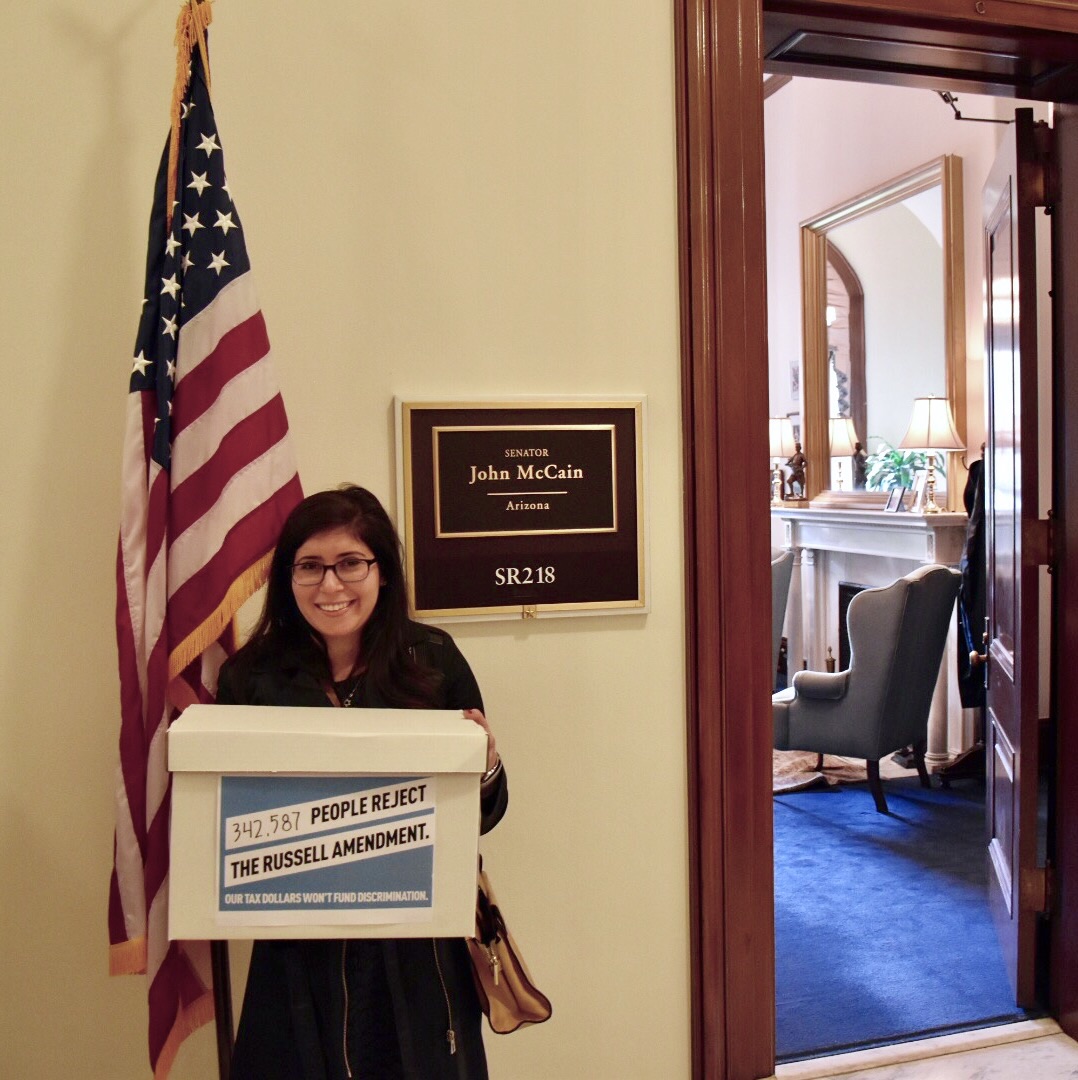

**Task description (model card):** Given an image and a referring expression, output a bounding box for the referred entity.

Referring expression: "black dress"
[217,623,508,1080]
[957,459,986,710]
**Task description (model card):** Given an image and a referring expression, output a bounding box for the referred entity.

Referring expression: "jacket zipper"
[341,942,354,1078]
[343,939,457,1067]
[431,939,458,1056]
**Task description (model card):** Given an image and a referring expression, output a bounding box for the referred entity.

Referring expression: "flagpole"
[211,941,234,1079]
[168,0,213,230]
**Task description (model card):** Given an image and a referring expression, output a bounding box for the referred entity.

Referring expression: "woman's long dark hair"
[233,485,438,707]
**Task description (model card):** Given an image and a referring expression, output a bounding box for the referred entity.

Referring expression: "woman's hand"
[463,708,498,773]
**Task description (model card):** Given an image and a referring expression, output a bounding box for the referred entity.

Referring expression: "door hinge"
[1030,120,1057,211]
[1021,864,1053,915]
[1025,514,1055,570]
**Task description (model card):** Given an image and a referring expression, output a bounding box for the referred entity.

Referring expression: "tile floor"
[774,1020,1078,1079]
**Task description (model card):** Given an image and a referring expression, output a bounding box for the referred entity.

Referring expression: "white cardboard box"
[168,705,486,940]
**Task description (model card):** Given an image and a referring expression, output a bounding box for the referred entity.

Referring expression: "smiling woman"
[215,484,507,1079]
[290,528,383,679]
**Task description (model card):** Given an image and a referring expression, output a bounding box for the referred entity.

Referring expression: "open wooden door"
[983,107,1051,1007]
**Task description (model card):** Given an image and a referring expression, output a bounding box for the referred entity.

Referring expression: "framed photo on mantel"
[396,398,648,621]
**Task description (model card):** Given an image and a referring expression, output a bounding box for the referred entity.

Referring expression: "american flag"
[110,21,302,1077]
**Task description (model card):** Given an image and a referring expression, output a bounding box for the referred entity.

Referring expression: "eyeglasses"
[291,556,377,586]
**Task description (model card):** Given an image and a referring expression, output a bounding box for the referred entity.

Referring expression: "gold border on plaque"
[431,424,618,539]
[397,398,647,620]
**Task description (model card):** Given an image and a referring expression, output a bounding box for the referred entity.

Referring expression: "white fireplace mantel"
[777,506,968,566]
[773,505,971,767]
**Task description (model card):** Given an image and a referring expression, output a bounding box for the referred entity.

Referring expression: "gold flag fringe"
[110,935,148,977]
[167,552,272,683]
[153,989,216,1080]
[167,0,214,231]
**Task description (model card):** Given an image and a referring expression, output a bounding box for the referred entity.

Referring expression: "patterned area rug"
[773,750,867,794]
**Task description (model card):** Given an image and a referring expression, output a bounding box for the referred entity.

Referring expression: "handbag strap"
[474,868,508,946]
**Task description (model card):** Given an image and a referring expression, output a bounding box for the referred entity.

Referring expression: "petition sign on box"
[217,774,437,925]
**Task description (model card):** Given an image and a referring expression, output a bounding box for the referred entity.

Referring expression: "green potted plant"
[863,440,940,492]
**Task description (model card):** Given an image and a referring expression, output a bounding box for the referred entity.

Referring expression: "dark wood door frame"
[674,2,1078,1077]
[674,3,776,1077]
[1050,101,1078,1040]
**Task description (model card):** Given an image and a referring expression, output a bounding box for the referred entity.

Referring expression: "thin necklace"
[339,673,362,708]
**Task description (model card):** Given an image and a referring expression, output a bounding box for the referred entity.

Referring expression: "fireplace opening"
[838,581,868,670]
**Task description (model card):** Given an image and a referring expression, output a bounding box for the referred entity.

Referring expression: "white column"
[802,548,820,670]
[944,608,971,756]
[785,546,805,677]
[925,651,950,769]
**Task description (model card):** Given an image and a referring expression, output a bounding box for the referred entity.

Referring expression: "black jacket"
[217,622,508,1080]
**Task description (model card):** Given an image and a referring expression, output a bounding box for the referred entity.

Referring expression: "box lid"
[169,705,487,774]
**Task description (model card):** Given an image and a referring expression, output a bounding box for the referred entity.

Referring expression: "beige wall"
[0,4,689,1077]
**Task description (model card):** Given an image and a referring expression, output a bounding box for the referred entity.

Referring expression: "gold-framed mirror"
[799,156,966,508]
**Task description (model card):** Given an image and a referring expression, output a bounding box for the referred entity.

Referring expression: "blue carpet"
[774,775,1035,1062]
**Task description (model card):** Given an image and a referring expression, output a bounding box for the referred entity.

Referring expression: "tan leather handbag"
[466,862,552,1034]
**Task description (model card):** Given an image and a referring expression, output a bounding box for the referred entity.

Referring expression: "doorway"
[764,75,1046,1061]
[673,2,1078,1077]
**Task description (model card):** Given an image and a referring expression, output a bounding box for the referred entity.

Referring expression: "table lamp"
[898,395,964,513]
[769,416,797,505]
[829,416,860,491]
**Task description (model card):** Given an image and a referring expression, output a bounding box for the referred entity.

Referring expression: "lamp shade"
[829,416,859,457]
[769,416,797,459]
[898,396,964,452]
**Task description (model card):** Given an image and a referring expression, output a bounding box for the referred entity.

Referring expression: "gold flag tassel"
[166,0,214,231]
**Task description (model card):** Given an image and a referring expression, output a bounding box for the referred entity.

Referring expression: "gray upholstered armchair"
[772,564,960,813]
[771,549,794,688]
